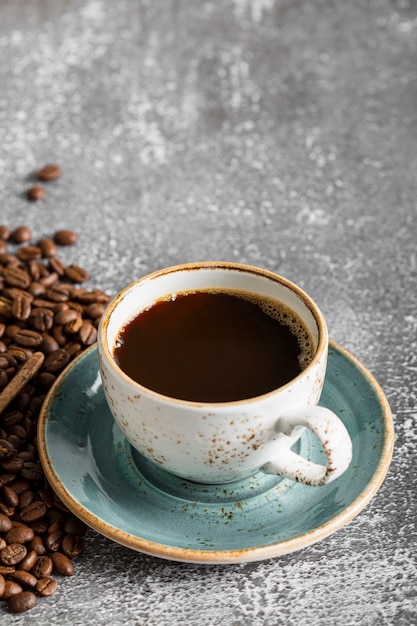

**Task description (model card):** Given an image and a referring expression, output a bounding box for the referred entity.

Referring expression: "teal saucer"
[38,341,394,564]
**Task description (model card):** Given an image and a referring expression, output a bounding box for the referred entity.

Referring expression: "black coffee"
[113,290,314,403]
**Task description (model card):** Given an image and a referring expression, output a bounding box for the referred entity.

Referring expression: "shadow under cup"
[97,262,333,485]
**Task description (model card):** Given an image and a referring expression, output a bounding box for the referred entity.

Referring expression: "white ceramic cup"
[97,262,352,486]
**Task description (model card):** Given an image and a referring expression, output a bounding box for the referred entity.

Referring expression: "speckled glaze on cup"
[97,262,352,486]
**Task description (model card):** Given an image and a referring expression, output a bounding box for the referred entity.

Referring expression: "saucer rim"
[37,340,394,564]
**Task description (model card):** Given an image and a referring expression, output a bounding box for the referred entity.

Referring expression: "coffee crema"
[113,289,314,403]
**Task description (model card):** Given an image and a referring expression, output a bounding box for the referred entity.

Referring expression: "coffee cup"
[97,262,352,486]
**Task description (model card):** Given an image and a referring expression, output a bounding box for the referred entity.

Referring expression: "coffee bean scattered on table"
[0,223,111,613]
[26,186,46,202]
[36,164,62,182]
[53,230,78,246]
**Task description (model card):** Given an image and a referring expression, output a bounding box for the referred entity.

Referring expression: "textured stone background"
[1,0,416,624]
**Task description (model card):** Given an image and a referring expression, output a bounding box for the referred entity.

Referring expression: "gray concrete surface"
[0,0,416,624]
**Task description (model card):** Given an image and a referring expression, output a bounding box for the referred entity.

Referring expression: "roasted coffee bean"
[51,324,67,347]
[10,479,31,495]
[54,308,79,325]
[3,579,23,599]
[28,535,46,555]
[10,226,31,244]
[10,569,37,588]
[17,549,38,572]
[45,284,69,302]
[26,262,41,282]
[43,349,70,373]
[1,409,24,426]
[1,457,24,473]
[0,357,10,370]
[61,534,84,559]
[4,266,31,290]
[0,252,14,264]
[0,474,17,488]
[48,256,66,275]
[27,281,46,297]
[28,395,44,417]
[15,390,31,410]
[8,422,27,439]
[29,307,54,332]
[47,522,61,536]
[36,487,55,509]
[5,525,34,545]
[0,513,12,533]
[8,590,38,613]
[2,486,19,508]
[63,341,82,358]
[4,286,33,302]
[11,293,32,321]
[37,163,61,181]
[9,520,25,529]
[0,502,15,517]
[65,316,83,334]
[37,371,56,390]
[0,225,10,240]
[17,491,36,510]
[44,529,64,552]
[26,185,45,201]
[0,371,8,390]
[7,346,31,363]
[17,447,37,463]
[20,462,44,482]
[37,238,57,258]
[78,321,97,345]
[31,555,53,579]
[0,475,17,490]
[36,576,58,597]
[14,329,43,347]
[0,296,13,319]
[64,264,90,283]
[0,543,27,565]
[53,229,77,246]
[85,301,107,319]
[13,296,31,324]
[40,334,59,353]
[0,438,15,459]
[39,273,60,291]
[29,520,48,535]
[0,572,5,596]
[20,500,48,523]
[32,297,56,310]
[51,551,74,576]
[53,282,74,297]
[16,246,42,262]
[23,418,36,440]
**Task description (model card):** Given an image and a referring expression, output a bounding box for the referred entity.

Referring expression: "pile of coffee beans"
[0,223,111,613]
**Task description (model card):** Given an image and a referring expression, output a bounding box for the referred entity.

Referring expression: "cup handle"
[262,407,353,486]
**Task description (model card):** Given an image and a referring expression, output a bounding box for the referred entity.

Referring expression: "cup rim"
[98,261,329,407]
